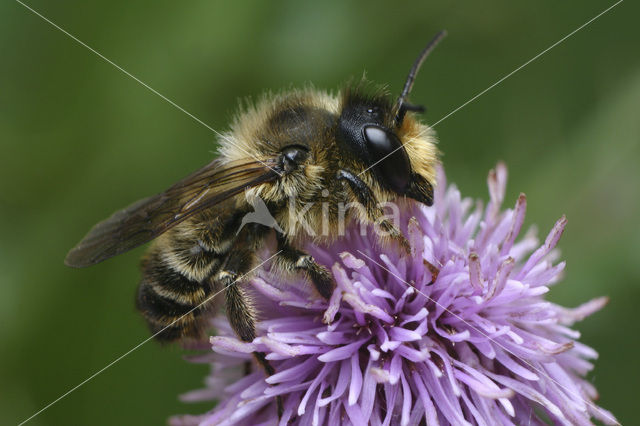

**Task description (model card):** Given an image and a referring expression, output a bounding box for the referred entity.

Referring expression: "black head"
[335,31,446,205]
[337,92,411,194]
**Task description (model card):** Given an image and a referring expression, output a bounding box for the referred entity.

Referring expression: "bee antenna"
[395,30,447,126]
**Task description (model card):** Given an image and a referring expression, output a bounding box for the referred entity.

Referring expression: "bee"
[66,31,445,391]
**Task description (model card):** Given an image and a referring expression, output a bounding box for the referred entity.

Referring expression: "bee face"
[337,93,413,196]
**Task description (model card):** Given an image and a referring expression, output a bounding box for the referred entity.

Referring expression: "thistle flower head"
[172,164,616,426]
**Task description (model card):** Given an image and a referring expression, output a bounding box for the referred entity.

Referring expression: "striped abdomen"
[135,212,239,342]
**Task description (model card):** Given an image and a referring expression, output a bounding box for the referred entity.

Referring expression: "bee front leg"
[276,234,335,300]
[337,169,410,254]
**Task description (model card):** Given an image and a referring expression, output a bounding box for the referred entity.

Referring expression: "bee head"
[335,30,446,206]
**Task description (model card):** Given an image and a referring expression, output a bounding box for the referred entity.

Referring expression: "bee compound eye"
[363,125,411,193]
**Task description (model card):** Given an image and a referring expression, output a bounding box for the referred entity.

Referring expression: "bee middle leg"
[275,234,335,300]
[337,169,410,253]
[215,248,282,415]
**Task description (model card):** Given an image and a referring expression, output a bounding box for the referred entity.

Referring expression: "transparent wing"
[65,158,279,267]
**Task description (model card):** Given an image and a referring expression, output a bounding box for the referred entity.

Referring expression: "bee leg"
[337,169,410,254]
[276,234,335,300]
[216,254,284,418]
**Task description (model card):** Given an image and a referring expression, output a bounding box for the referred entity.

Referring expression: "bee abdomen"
[136,252,216,342]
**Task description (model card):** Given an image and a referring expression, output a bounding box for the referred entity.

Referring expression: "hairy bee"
[66,32,445,388]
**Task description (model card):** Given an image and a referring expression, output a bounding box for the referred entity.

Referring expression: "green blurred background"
[2,1,638,424]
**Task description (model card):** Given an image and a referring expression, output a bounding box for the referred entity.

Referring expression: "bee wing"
[65,158,280,268]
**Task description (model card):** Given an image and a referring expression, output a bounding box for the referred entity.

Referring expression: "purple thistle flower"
[171,164,617,426]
